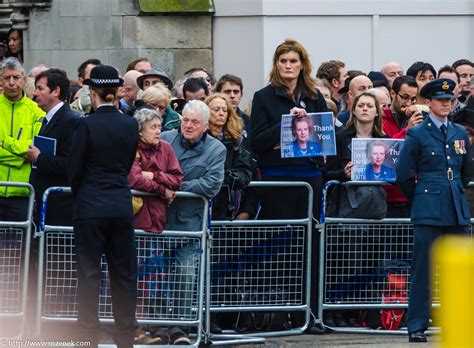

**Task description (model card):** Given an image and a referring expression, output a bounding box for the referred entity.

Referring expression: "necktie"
[440,124,447,139]
[40,118,48,134]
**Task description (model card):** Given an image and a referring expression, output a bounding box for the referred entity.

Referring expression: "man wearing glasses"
[382,75,425,217]
[383,75,424,139]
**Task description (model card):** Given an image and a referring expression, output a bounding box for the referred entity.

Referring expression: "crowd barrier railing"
[317,180,472,335]
[0,181,35,339]
[205,181,313,345]
[35,187,208,347]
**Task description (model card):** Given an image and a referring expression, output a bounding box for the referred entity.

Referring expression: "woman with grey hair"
[128,107,183,344]
[128,107,183,233]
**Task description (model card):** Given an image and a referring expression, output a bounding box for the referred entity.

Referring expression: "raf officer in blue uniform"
[396,78,473,343]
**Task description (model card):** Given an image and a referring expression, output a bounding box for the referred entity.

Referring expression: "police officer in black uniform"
[68,66,139,348]
[397,78,473,343]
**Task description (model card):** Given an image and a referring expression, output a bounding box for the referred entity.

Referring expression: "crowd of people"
[0,33,473,346]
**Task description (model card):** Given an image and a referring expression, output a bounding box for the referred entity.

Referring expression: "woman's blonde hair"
[141,82,171,106]
[269,38,319,100]
[23,77,35,99]
[204,93,243,141]
[346,92,384,137]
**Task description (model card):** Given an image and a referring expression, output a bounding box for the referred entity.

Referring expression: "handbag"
[327,184,387,219]
[132,196,144,215]
[132,150,144,215]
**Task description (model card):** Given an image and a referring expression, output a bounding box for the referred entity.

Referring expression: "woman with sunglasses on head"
[205,93,252,220]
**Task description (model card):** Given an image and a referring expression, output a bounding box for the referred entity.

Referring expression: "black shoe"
[323,312,336,327]
[210,321,223,334]
[408,330,427,343]
[334,313,348,327]
[347,317,359,327]
[168,327,191,345]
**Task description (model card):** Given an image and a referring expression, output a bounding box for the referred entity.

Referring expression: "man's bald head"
[28,64,48,78]
[348,75,373,104]
[123,70,142,87]
[122,70,143,104]
[367,87,391,107]
[381,61,404,87]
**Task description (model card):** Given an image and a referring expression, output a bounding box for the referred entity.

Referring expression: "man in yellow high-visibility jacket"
[0,57,44,221]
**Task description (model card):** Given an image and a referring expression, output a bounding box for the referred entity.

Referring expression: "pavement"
[1,319,440,347]
[252,332,440,347]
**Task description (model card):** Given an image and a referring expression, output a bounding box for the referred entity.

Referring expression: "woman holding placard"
[250,38,328,220]
[250,38,328,334]
[324,91,389,326]
[325,92,387,182]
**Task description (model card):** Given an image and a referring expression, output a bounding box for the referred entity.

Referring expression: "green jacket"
[0,93,45,197]
[162,106,181,131]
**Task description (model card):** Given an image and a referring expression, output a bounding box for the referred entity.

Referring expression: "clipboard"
[32,135,57,169]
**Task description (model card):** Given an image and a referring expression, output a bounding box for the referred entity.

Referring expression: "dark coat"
[29,103,79,225]
[68,105,138,220]
[250,84,327,169]
[396,116,473,226]
[237,107,251,133]
[212,137,253,220]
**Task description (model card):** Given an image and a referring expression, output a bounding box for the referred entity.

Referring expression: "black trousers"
[74,218,137,348]
[259,175,323,321]
[33,191,73,227]
[0,196,29,221]
[259,175,322,221]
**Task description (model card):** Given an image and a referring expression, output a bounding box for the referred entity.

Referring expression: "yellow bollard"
[433,235,474,348]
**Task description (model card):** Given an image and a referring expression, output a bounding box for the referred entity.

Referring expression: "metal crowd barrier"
[0,181,35,339]
[205,181,313,345]
[317,180,473,335]
[36,187,208,347]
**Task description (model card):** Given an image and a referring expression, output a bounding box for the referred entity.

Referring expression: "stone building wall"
[23,0,213,81]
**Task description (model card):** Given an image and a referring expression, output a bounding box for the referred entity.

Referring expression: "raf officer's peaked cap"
[420,78,455,100]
